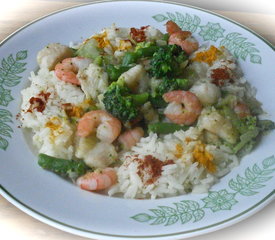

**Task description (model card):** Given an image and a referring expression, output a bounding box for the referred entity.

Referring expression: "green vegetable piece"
[121,43,159,66]
[149,94,167,108]
[102,55,116,65]
[233,128,260,153]
[102,81,139,122]
[76,38,102,59]
[135,46,159,58]
[216,94,237,108]
[148,122,189,134]
[149,78,190,109]
[131,92,149,106]
[258,119,275,131]
[106,65,131,82]
[93,55,104,66]
[135,41,154,50]
[122,52,139,66]
[158,78,190,94]
[150,44,188,78]
[219,106,243,132]
[70,48,77,57]
[38,153,89,179]
[162,33,169,42]
[219,106,259,136]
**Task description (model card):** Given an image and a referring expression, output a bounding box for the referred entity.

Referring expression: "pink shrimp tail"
[166,20,182,35]
[76,168,117,191]
[77,112,96,137]
[54,57,91,85]
[118,127,144,150]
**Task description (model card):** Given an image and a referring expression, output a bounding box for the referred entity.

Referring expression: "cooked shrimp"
[169,32,199,55]
[166,20,182,34]
[54,57,91,85]
[163,90,202,125]
[234,102,251,118]
[76,168,117,191]
[168,30,192,42]
[77,110,121,143]
[166,21,199,55]
[118,127,144,150]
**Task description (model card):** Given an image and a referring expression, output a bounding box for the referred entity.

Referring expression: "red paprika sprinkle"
[27,91,50,113]
[211,67,232,86]
[136,155,174,185]
[130,26,149,43]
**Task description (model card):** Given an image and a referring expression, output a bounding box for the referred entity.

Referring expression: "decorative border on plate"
[0,50,27,150]
[1,184,274,238]
[131,155,275,226]
[152,11,262,64]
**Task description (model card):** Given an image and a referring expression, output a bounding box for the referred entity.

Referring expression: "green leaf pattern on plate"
[199,22,225,41]
[152,12,261,64]
[0,86,14,107]
[202,190,237,212]
[228,156,275,196]
[220,32,262,63]
[131,200,205,226]
[0,50,27,150]
[153,12,201,33]
[131,156,275,225]
[0,109,13,150]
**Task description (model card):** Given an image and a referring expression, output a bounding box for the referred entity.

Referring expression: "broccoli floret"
[257,119,275,131]
[240,116,257,132]
[102,79,148,122]
[150,77,190,108]
[218,105,258,134]
[106,64,131,82]
[158,77,190,94]
[150,44,188,78]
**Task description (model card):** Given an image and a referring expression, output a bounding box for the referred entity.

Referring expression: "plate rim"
[0,0,274,239]
[0,186,274,239]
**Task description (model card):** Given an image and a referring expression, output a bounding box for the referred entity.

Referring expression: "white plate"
[0,1,274,239]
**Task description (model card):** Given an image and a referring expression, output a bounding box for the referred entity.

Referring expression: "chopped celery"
[233,128,260,153]
[76,38,102,59]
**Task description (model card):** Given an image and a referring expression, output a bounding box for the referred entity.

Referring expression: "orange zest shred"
[45,117,64,142]
[192,45,223,66]
[80,99,94,109]
[69,106,83,118]
[92,31,111,48]
[175,144,183,158]
[45,117,62,131]
[192,141,216,173]
[116,40,132,51]
[185,137,193,143]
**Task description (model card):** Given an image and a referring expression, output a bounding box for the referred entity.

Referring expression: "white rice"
[20,68,84,159]
[109,128,238,199]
